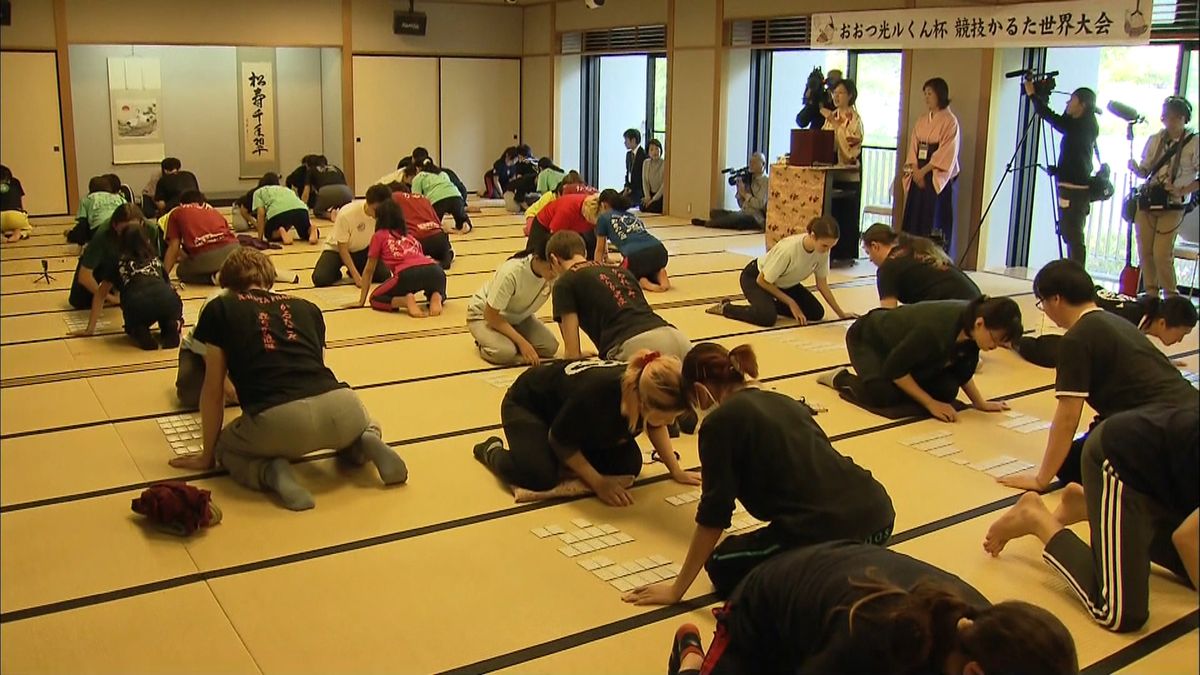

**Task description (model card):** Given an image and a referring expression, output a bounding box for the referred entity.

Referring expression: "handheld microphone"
[1106,100,1144,123]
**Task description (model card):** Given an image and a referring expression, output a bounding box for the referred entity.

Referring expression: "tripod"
[956,100,1060,268]
[33,259,55,285]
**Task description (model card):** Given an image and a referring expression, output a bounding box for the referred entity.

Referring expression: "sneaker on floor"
[691,218,706,227]
[159,328,181,350]
[816,367,847,389]
[472,436,504,465]
[705,299,730,316]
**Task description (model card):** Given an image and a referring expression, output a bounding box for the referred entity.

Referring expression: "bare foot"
[278,228,294,246]
[308,227,319,245]
[1053,482,1088,526]
[429,293,444,316]
[983,492,1053,557]
[404,295,427,318]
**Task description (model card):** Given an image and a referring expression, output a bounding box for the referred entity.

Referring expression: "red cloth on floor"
[131,481,217,535]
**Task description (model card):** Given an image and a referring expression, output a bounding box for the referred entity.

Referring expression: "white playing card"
[1017,420,1053,434]
[558,545,582,558]
[666,495,686,506]
[649,554,671,566]
[571,518,593,528]
[568,529,590,540]
[585,526,606,538]
[531,527,551,538]
[928,445,962,458]
[968,455,1018,471]
[913,436,954,452]
[986,461,1035,478]
[999,415,1040,429]
[614,532,634,543]
[902,430,952,446]
[545,524,564,535]
[634,557,657,569]
[590,538,611,550]
[599,535,622,546]
[952,457,971,465]
[559,533,579,544]
[595,567,619,580]
[598,524,618,534]
[593,556,615,567]
[610,578,635,592]
[624,560,645,572]
[578,558,602,570]
[574,540,596,553]
[1003,410,1026,418]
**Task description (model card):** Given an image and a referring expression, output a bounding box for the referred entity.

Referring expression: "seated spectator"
[692,153,769,231]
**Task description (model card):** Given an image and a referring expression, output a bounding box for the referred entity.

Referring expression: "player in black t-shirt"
[861,223,981,307]
[153,157,200,213]
[167,248,408,511]
[1016,291,1197,368]
[623,343,894,604]
[817,298,1023,421]
[547,231,692,362]
[472,352,697,506]
[1000,261,1197,492]
[985,407,1198,634]
[662,541,1078,675]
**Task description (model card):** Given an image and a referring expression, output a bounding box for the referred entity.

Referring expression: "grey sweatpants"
[609,325,692,361]
[177,243,238,285]
[216,387,402,492]
[1042,421,1190,633]
[468,316,559,365]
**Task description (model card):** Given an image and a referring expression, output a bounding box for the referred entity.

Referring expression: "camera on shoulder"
[722,166,752,187]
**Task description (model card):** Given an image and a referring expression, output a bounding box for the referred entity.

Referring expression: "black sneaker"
[691,218,706,227]
[472,436,503,465]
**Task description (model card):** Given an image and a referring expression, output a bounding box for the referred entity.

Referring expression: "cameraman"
[1130,96,1199,298]
[693,152,769,231]
[1025,78,1100,265]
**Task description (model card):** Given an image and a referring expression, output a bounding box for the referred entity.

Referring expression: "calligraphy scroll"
[236,48,279,178]
[812,0,1150,50]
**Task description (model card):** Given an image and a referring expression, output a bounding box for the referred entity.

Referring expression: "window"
[765,50,848,163]
[582,53,667,191]
[1001,43,1198,284]
[1017,45,1185,278]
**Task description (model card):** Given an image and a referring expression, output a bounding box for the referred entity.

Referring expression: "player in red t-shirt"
[526,191,600,261]
[392,191,454,269]
[163,191,240,284]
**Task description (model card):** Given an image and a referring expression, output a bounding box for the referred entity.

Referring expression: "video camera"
[722,166,752,187]
[1006,68,1059,99]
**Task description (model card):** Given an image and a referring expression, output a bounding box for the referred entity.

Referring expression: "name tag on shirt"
[1058,197,1071,208]
[917,143,929,161]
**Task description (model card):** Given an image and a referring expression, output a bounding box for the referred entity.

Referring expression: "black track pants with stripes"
[1042,423,1191,633]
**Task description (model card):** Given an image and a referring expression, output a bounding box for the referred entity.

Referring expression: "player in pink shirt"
[352,199,447,317]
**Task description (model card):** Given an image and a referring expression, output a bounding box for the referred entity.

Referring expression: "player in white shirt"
[467,246,561,365]
[311,185,394,287]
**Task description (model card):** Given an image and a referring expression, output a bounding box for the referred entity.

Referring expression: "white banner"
[237,49,279,177]
[812,0,1151,50]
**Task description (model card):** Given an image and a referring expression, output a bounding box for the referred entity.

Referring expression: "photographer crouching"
[1025,76,1100,265]
[693,152,770,231]
[1129,96,1199,297]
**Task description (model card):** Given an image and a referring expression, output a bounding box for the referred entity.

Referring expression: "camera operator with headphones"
[693,153,770,231]
[1025,77,1100,266]
[1129,96,1199,298]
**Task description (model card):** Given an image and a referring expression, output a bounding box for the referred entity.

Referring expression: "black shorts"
[621,242,668,281]
[266,208,313,240]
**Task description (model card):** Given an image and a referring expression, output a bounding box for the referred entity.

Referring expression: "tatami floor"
[0,209,1196,674]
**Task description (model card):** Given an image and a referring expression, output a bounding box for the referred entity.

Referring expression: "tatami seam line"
[0,381,1062,623]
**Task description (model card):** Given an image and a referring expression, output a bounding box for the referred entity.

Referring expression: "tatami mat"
[1,212,1196,674]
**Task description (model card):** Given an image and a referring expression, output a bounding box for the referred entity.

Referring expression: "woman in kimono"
[821,78,866,266]
[901,78,961,252]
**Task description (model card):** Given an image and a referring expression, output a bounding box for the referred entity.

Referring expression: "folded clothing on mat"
[131,481,223,536]
[512,476,635,503]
